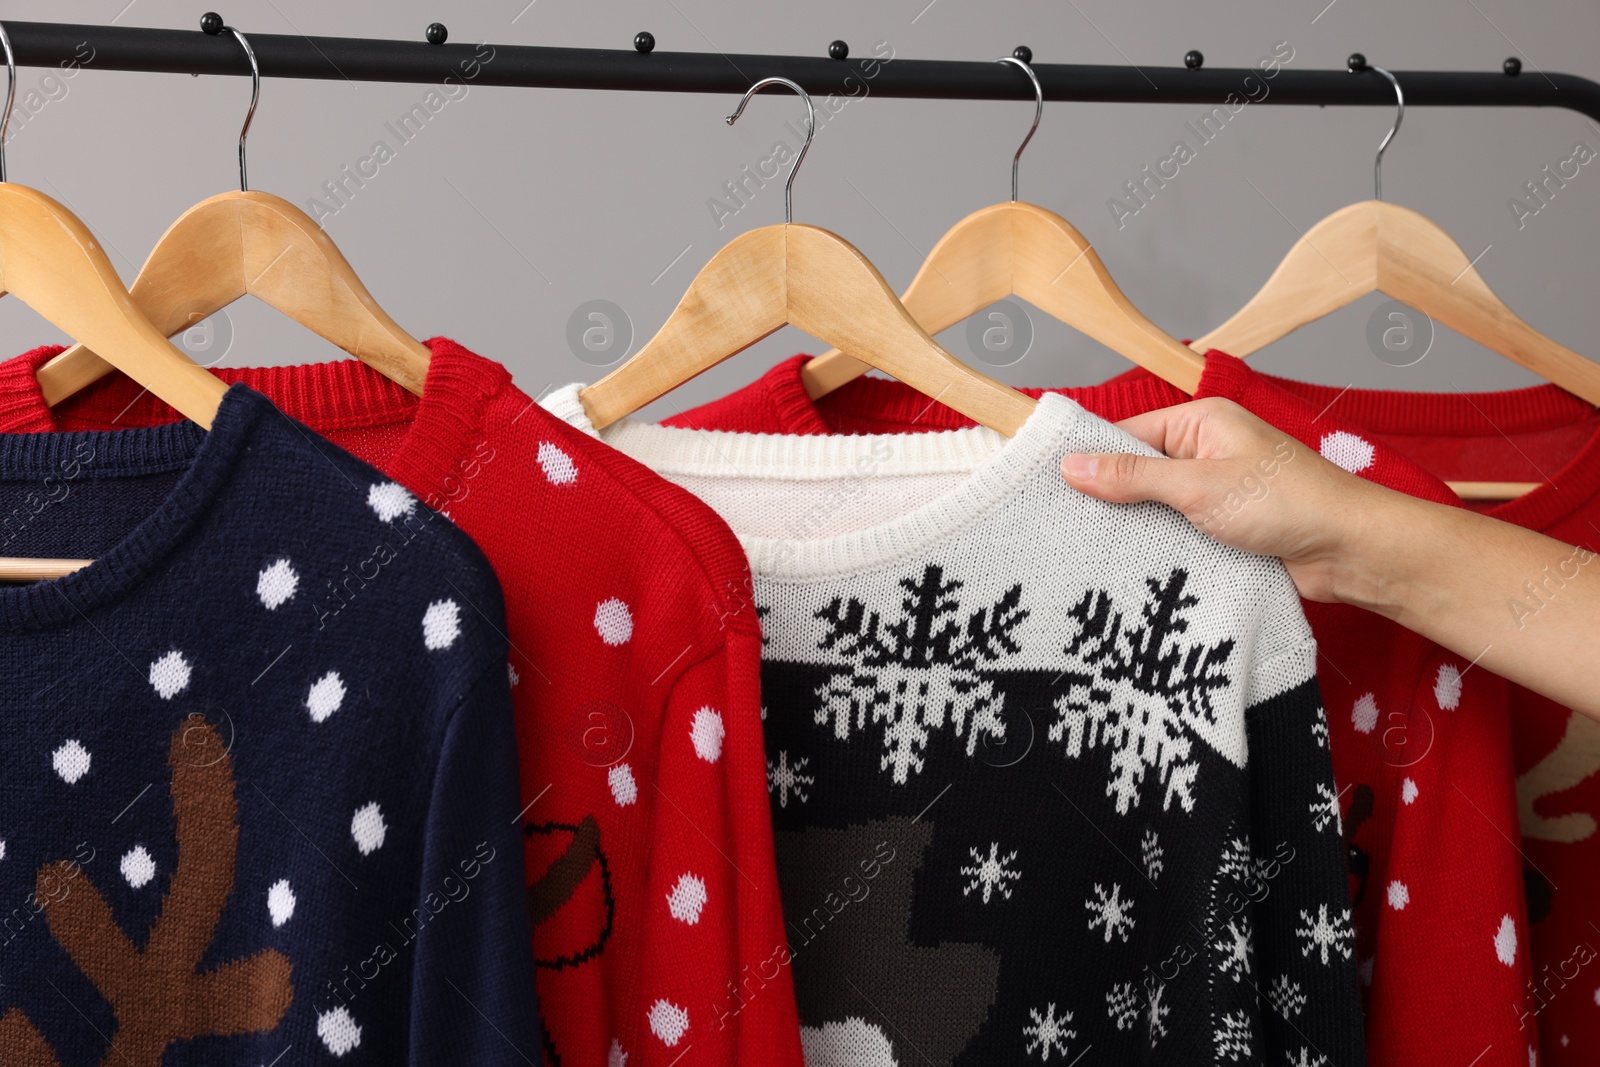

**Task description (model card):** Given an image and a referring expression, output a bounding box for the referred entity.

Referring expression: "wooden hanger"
[1196,62,1600,502]
[802,56,1204,400]
[35,20,430,408]
[581,77,1036,435]
[0,25,226,582]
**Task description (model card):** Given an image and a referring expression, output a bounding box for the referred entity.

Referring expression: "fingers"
[1062,450,1180,505]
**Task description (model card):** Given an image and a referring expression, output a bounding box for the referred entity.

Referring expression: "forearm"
[1332,487,1600,719]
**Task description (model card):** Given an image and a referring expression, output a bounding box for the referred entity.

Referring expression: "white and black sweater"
[546,386,1366,1067]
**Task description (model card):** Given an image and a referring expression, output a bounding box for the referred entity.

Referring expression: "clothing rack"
[7,19,1600,123]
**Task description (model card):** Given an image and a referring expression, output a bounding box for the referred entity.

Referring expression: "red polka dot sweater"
[0,341,805,1067]
[664,351,1536,1067]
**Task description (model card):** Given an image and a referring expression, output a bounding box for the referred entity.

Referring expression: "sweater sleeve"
[408,658,543,1065]
[628,637,805,1066]
[1242,641,1368,1067]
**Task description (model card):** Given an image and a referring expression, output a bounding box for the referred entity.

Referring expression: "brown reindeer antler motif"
[7,715,293,1066]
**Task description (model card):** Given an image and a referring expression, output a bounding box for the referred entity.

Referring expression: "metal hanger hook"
[727,76,813,224]
[0,23,16,183]
[1365,65,1403,201]
[222,23,260,192]
[994,55,1043,202]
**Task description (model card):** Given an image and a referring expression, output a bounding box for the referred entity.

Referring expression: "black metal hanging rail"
[8,19,1600,124]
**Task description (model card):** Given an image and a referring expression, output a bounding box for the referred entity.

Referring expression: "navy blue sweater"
[0,385,539,1065]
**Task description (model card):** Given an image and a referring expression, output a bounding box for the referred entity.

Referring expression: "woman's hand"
[1059,397,1388,604]
[1061,397,1600,719]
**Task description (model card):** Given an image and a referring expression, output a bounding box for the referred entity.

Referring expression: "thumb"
[1062,451,1180,506]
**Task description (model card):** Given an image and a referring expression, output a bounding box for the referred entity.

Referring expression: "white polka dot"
[1319,431,1376,473]
[647,999,690,1046]
[367,481,415,522]
[608,1039,628,1067]
[52,740,91,784]
[318,1006,362,1056]
[306,671,347,723]
[351,802,387,855]
[422,599,462,650]
[1495,914,1518,966]
[1401,778,1419,805]
[1434,663,1463,711]
[1530,1045,1538,1067]
[537,441,578,485]
[149,650,191,700]
[594,598,633,646]
[256,558,298,610]
[608,764,638,807]
[667,873,708,925]
[690,707,725,763]
[1351,693,1378,734]
[1387,880,1410,910]
[120,845,156,889]
[267,879,296,927]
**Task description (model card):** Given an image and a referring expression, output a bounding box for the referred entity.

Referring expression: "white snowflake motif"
[1310,781,1343,834]
[766,750,814,808]
[1146,982,1170,1044]
[812,566,1026,785]
[1048,570,1237,816]
[1214,1010,1253,1061]
[961,843,1022,904]
[1266,974,1307,1018]
[1286,1048,1330,1067]
[1296,903,1356,965]
[1022,1002,1075,1060]
[1218,836,1255,882]
[1105,982,1141,1030]
[1214,916,1254,983]
[1311,705,1330,747]
[1085,882,1136,943]
[1141,829,1165,882]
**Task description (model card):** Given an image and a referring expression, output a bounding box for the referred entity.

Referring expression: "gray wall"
[4,0,1598,420]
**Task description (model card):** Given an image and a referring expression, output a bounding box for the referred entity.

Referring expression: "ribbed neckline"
[1242,368,1600,532]
[545,383,1085,580]
[739,353,1191,432]
[0,383,265,632]
[0,339,510,512]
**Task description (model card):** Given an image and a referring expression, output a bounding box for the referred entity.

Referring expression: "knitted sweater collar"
[542,384,1086,580]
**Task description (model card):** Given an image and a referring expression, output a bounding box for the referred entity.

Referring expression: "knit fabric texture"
[547,383,1366,1066]
[0,342,804,1067]
[1222,370,1600,1067]
[664,352,1537,1067]
[0,384,539,1064]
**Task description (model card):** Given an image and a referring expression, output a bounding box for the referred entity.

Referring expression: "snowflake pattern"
[960,842,1022,904]
[1218,836,1255,882]
[812,565,1027,784]
[1140,828,1165,882]
[1295,903,1356,965]
[1266,974,1308,1019]
[1106,982,1141,1030]
[1048,569,1236,815]
[1311,705,1329,748]
[1022,1002,1075,1060]
[766,750,814,808]
[1214,1010,1253,1061]
[1309,781,1342,833]
[1085,882,1136,943]
[1146,982,1170,1045]
[1286,1049,1330,1067]
[1214,916,1254,983]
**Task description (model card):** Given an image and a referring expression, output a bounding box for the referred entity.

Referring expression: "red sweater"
[1229,371,1600,1067]
[667,353,1538,1067]
[0,341,804,1067]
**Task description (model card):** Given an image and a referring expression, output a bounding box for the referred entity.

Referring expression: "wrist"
[1320,481,1425,619]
